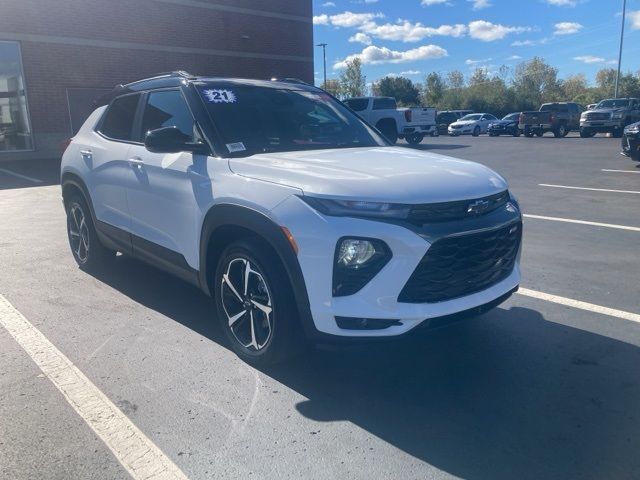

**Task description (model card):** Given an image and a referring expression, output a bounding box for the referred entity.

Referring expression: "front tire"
[214,238,302,365]
[472,126,480,137]
[65,194,112,270]
[513,129,520,137]
[580,127,595,138]
[553,124,567,138]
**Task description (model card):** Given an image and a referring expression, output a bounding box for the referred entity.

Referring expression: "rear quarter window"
[98,94,140,141]
[372,98,397,110]
[344,98,369,112]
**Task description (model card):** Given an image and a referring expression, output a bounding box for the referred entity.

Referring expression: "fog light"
[338,239,376,267]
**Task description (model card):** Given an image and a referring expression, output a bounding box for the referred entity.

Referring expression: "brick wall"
[0,0,313,160]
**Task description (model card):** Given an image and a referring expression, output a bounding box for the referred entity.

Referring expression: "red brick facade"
[0,0,313,160]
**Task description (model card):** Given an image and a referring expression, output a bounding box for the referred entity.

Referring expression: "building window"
[0,41,33,151]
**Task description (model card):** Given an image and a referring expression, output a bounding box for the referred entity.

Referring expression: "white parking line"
[601,169,640,174]
[539,184,640,195]
[523,214,640,233]
[518,288,640,325]
[0,294,188,480]
[0,168,43,184]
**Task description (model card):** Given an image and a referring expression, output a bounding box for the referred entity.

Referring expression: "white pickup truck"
[343,96,437,145]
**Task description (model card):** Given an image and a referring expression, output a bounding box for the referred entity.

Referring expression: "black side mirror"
[144,127,208,154]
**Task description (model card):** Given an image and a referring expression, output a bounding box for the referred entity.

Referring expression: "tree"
[422,72,445,106]
[321,79,342,97]
[338,58,366,98]
[447,70,465,90]
[512,57,562,108]
[372,76,420,106]
[562,74,588,101]
[595,68,616,96]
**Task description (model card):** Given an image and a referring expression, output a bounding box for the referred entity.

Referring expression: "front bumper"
[581,120,622,132]
[403,125,437,135]
[448,126,473,135]
[272,196,522,338]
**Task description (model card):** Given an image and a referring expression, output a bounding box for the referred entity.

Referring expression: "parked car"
[343,96,437,144]
[519,102,582,138]
[448,113,498,136]
[436,110,474,135]
[488,113,521,137]
[621,121,640,161]
[580,98,640,138]
[60,72,522,366]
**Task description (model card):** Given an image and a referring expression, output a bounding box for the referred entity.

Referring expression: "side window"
[99,94,140,141]
[373,98,396,110]
[344,98,368,112]
[140,90,194,142]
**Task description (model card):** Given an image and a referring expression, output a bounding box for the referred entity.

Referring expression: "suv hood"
[590,107,625,114]
[228,147,507,204]
[450,120,477,127]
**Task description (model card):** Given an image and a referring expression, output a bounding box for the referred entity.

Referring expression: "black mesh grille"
[585,112,611,121]
[407,191,509,225]
[398,222,521,303]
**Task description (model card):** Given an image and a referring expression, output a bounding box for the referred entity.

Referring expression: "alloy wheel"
[220,257,273,351]
[68,203,90,263]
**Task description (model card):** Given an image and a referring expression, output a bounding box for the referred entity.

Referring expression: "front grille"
[407,191,509,225]
[586,112,611,121]
[450,124,463,129]
[398,222,521,303]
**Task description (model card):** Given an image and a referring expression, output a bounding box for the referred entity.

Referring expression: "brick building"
[0,0,313,161]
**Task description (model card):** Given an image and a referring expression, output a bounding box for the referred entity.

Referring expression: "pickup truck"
[343,96,437,145]
[519,102,583,138]
[580,98,640,138]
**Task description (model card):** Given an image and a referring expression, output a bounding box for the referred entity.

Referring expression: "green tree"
[422,72,445,106]
[321,79,342,97]
[338,58,366,98]
[447,70,465,89]
[562,74,588,101]
[372,76,420,106]
[512,57,562,109]
[595,68,616,97]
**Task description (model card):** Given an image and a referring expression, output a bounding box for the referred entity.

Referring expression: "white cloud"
[468,20,531,41]
[322,1,336,7]
[630,11,640,30]
[361,20,467,42]
[511,40,536,46]
[554,22,583,35]
[334,44,448,69]
[468,0,492,10]
[546,0,578,6]
[421,0,448,5]
[313,14,329,25]
[349,32,372,45]
[465,57,492,65]
[574,55,605,64]
[507,55,522,60]
[400,70,422,75]
[326,11,384,28]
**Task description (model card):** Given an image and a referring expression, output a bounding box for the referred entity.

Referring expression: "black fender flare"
[60,172,96,223]
[198,204,317,338]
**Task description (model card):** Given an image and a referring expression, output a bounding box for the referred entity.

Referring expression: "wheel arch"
[199,204,316,338]
[61,172,97,224]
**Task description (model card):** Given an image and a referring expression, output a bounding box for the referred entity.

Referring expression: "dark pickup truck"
[580,98,640,138]
[519,102,583,138]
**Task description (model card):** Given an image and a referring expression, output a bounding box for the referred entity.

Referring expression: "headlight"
[580,113,587,119]
[612,113,623,120]
[625,124,640,134]
[333,237,391,296]
[301,196,411,220]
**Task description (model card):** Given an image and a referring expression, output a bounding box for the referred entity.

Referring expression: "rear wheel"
[376,120,398,144]
[472,126,481,137]
[524,127,534,138]
[214,238,302,365]
[65,194,113,270]
[513,129,520,137]
[405,133,425,145]
[535,130,544,137]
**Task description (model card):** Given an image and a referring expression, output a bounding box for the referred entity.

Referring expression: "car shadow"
[88,255,640,480]
[0,158,61,190]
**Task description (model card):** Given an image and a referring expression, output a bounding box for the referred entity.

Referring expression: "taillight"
[519,114,524,124]
[404,110,412,122]
[550,114,556,123]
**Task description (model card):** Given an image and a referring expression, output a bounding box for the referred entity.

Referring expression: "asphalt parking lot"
[1,134,639,480]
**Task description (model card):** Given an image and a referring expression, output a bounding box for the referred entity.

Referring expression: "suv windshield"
[197,83,386,156]
[597,99,631,109]
[460,114,482,121]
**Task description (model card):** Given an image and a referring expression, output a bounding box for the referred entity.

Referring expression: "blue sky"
[312,0,640,87]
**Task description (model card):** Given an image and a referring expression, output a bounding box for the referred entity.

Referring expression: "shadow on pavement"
[0,158,61,190]
[405,143,470,151]
[88,254,640,480]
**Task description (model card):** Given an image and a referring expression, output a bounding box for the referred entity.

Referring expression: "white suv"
[61,72,522,365]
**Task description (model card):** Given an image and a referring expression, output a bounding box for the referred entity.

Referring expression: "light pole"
[614,0,627,98]
[316,43,327,88]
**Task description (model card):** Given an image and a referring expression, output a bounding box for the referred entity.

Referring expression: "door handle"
[128,157,144,168]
